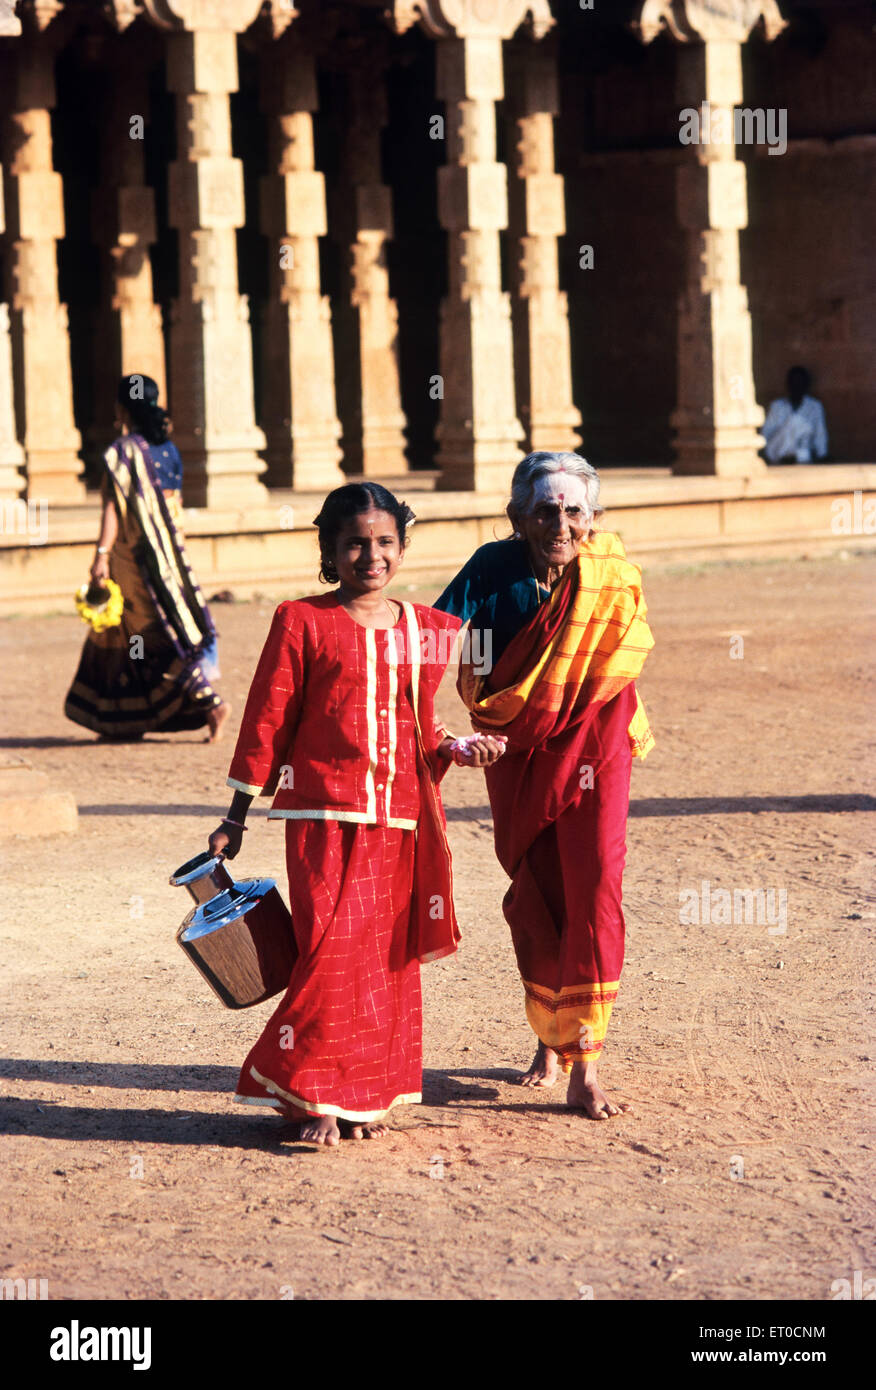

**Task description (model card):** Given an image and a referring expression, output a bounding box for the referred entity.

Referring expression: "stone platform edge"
[2,464,874,613]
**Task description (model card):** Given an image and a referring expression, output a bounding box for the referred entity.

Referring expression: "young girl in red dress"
[208,484,505,1146]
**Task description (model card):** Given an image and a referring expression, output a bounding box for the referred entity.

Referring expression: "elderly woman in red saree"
[434,451,655,1119]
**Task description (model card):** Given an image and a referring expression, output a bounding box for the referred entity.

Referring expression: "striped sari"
[439,531,654,1069]
[65,434,221,738]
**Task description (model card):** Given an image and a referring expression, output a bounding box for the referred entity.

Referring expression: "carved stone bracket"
[14,0,65,33]
[103,0,143,30]
[258,0,299,39]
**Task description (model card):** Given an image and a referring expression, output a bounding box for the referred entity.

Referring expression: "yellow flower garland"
[75,577,124,632]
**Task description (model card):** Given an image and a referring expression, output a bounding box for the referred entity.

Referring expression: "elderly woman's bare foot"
[566,1059,631,1120]
[206,700,231,743]
[340,1120,390,1140]
[520,1041,559,1087]
[298,1114,340,1147]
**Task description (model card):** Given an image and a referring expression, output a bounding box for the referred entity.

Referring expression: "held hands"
[208,822,244,860]
[445,733,507,768]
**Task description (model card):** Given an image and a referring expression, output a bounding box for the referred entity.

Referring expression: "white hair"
[508,451,602,519]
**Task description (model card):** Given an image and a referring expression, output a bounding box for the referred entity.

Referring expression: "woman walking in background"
[65,374,230,741]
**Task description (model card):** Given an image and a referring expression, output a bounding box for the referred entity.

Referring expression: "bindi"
[530,471,591,513]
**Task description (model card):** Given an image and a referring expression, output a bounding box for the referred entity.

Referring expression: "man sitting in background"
[762,366,829,463]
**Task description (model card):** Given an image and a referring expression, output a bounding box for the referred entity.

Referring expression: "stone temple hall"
[0,0,873,604]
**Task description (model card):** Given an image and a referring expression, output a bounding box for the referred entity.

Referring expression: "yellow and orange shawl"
[458,531,655,758]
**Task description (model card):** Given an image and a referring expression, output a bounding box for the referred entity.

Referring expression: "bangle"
[96,546,109,555]
[221,817,248,832]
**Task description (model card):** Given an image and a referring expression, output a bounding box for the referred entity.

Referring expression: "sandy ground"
[0,551,874,1302]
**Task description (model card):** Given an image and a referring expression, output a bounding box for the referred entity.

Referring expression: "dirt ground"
[0,551,873,1302]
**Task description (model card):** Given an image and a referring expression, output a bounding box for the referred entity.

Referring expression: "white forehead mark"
[529,472,591,513]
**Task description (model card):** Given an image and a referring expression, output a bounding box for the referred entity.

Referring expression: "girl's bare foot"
[206,700,231,743]
[298,1114,340,1146]
[520,1041,559,1087]
[566,1058,631,1120]
[340,1120,390,1140]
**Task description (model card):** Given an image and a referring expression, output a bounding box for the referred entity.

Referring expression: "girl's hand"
[90,553,110,584]
[450,733,507,768]
[208,823,243,860]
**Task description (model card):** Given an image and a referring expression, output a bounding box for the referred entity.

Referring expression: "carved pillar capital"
[390,0,554,40]
[635,0,786,46]
[141,0,264,32]
[0,0,22,35]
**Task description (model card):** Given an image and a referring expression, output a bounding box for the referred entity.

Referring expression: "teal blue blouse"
[433,538,548,665]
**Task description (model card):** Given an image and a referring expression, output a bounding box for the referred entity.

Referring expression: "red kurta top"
[227,595,462,829]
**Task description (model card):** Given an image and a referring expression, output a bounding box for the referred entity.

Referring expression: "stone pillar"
[671,40,765,477]
[507,41,581,456]
[91,59,166,458]
[145,0,267,508]
[2,43,84,502]
[259,45,344,490]
[0,175,26,500]
[392,0,554,491]
[0,2,24,500]
[432,34,523,490]
[637,0,787,477]
[341,64,407,476]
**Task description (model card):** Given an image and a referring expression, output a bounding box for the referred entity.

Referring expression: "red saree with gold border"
[458,532,654,1069]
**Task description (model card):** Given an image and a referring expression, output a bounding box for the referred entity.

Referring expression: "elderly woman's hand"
[443,733,507,768]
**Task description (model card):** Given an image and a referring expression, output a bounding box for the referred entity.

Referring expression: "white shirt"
[762,395,828,463]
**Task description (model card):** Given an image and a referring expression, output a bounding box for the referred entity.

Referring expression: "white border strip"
[236,1067,421,1123]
